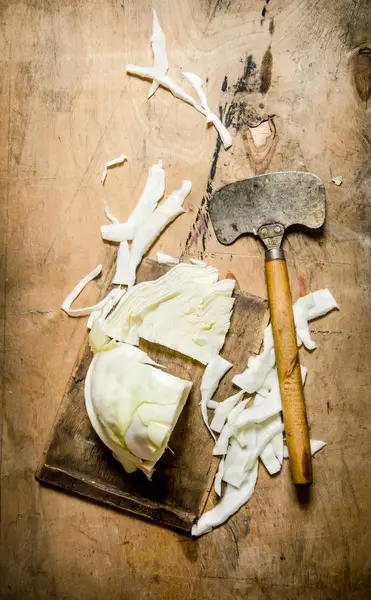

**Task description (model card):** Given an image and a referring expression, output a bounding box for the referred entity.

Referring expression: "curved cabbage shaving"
[183,72,213,123]
[88,289,126,352]
[233,290,338,392]
[222,438,249,486]
[310,439,326,454]
[61,264,103,317]
[200,355,232,439]
[85,344,191,478]
[101,160,165,243]
[231,365,306,441]
[112,241,131,286]
[232,325,275,393]
[283,439,326,459]
[213,399,248,456]
[183,72,233,149]
[104,201,119,224]
[156,251,179,264]
[192,462,259,537]
[234,422,257,451]
[148,8,168,98]
[214,456,225,497]
[126,65,206,117]
[126,11,232,149]
[128,180,191,286]
[260,441,281,475]
[210,390,244,434]
[293,290,339,350]
[194,290,336,536]
[271,429,284,465]
[228,421,284,488]
[101,222,133,243]
[101,154,127,184]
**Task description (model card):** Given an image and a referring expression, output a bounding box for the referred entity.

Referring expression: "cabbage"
[101,154,127,184]
[200,355,232,438]
[156,251,179,264]
[283,439,326,459]
[127,180,191,286]
[192,462,258,537]
[112,241,131,286]
[148,8,168,98]
[85,344,192,477]
[183,72,232,148]
[126,10,232,150]
[101,161,165,243]
[192,290,337,536]
[232,290,338,392]
[103,263,235,364]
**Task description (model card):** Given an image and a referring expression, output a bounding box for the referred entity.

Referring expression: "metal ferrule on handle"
[265,247,312,485]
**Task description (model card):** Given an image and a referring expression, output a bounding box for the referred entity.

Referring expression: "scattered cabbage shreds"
[271,429,284,465]
[126,10,232,150]
[310,439,326,454]
[103,263,235,364]
[233,290,338,392]
[126,65,205,115]
[101,154,127,184]
[283,439,326,459]
[183,72,233,149]
[192,462,259,537]
[101,160,165,243]
[61,264,103,317]
[86,288,121,329]
[88,289,126,353]
[213,398,248,456]
[100,288,126,320]
[100,162,189,288]
[112,241,131,286]
[156,251,179,264]
[104,201,119,224]
[200,355,232,439]
[183,72,213,123]
[232,325,275,393]
[260,441,281,475]
[214,456,225,496]
[190,258,207,266]
[85,344,191,478]
[294,290,339,350]
[128,180,191,286]
[210,390,244,434]
[148,8,168,98]
[192,289,338,536]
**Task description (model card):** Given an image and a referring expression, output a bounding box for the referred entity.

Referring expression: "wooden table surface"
[1,1,370,598]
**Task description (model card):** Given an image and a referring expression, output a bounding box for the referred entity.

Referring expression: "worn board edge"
[36,258,269,533]
[36,464,195,532]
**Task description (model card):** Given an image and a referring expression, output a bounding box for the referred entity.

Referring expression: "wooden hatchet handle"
[265,248,312,485]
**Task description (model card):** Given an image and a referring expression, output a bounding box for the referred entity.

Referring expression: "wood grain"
[1,0,371,598]
[36,258,268,532]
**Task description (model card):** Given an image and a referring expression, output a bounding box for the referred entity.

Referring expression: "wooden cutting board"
[36,259,268,533]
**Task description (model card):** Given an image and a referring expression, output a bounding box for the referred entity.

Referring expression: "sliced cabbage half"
[85,344,192,478]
